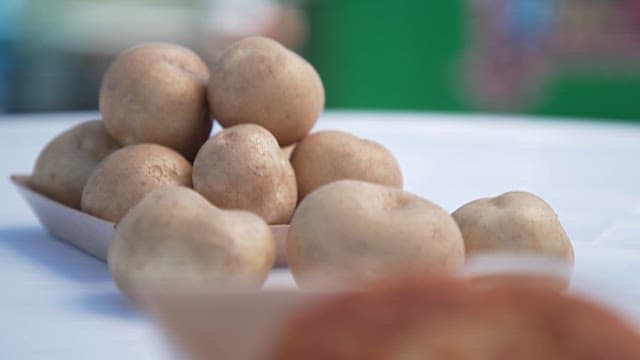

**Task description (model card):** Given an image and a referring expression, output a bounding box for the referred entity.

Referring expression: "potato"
[291,130,403,200]
[31,120,119,208]
[99,43,212,160]
[452,191,574,264]
[208,36,324,146]
[81,144,192,222]
[109,186,275,301]
[193,124,297,224]
[287,180,465,288]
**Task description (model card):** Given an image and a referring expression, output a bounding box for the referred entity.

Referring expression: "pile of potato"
[31,37,574,300]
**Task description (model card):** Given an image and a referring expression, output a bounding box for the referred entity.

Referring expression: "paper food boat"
[12,174,621,360]
[10,174,290,266]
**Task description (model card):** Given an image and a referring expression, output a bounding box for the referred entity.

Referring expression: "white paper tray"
[10,175,290,266]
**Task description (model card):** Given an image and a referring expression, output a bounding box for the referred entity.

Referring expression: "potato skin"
[192,124,297,225]
[287,180,465,288]
[109,186,275,301]
[291,130,403,200]
[81,144,192,222]
[208,36,324,146]
[31,120,119,208]
[452,191,574,264]
[100,43,212,160]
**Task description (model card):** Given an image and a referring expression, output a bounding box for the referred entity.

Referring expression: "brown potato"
[287,180,465,288]
[81,144,192,222]
[31,120,119,208]
[208,36,324,146]
[99,43,212,160]
[291,130,403,200]
[192,124,296,224]
[452,191,574,264]
[109,186,275,301]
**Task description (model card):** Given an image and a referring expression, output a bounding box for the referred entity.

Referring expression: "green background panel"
[303,0,640,122]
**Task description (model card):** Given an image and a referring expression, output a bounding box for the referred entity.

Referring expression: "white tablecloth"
[1,111,640,359]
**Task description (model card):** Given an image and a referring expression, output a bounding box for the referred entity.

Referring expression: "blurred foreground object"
[144,255,580,359]
[273,275,640,360]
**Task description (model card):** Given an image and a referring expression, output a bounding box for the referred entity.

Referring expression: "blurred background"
[1,0,640,121]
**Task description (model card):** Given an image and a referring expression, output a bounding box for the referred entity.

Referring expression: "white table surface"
[1,111,640,359]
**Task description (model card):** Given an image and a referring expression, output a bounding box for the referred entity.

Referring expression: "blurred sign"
[465,0,640,109]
